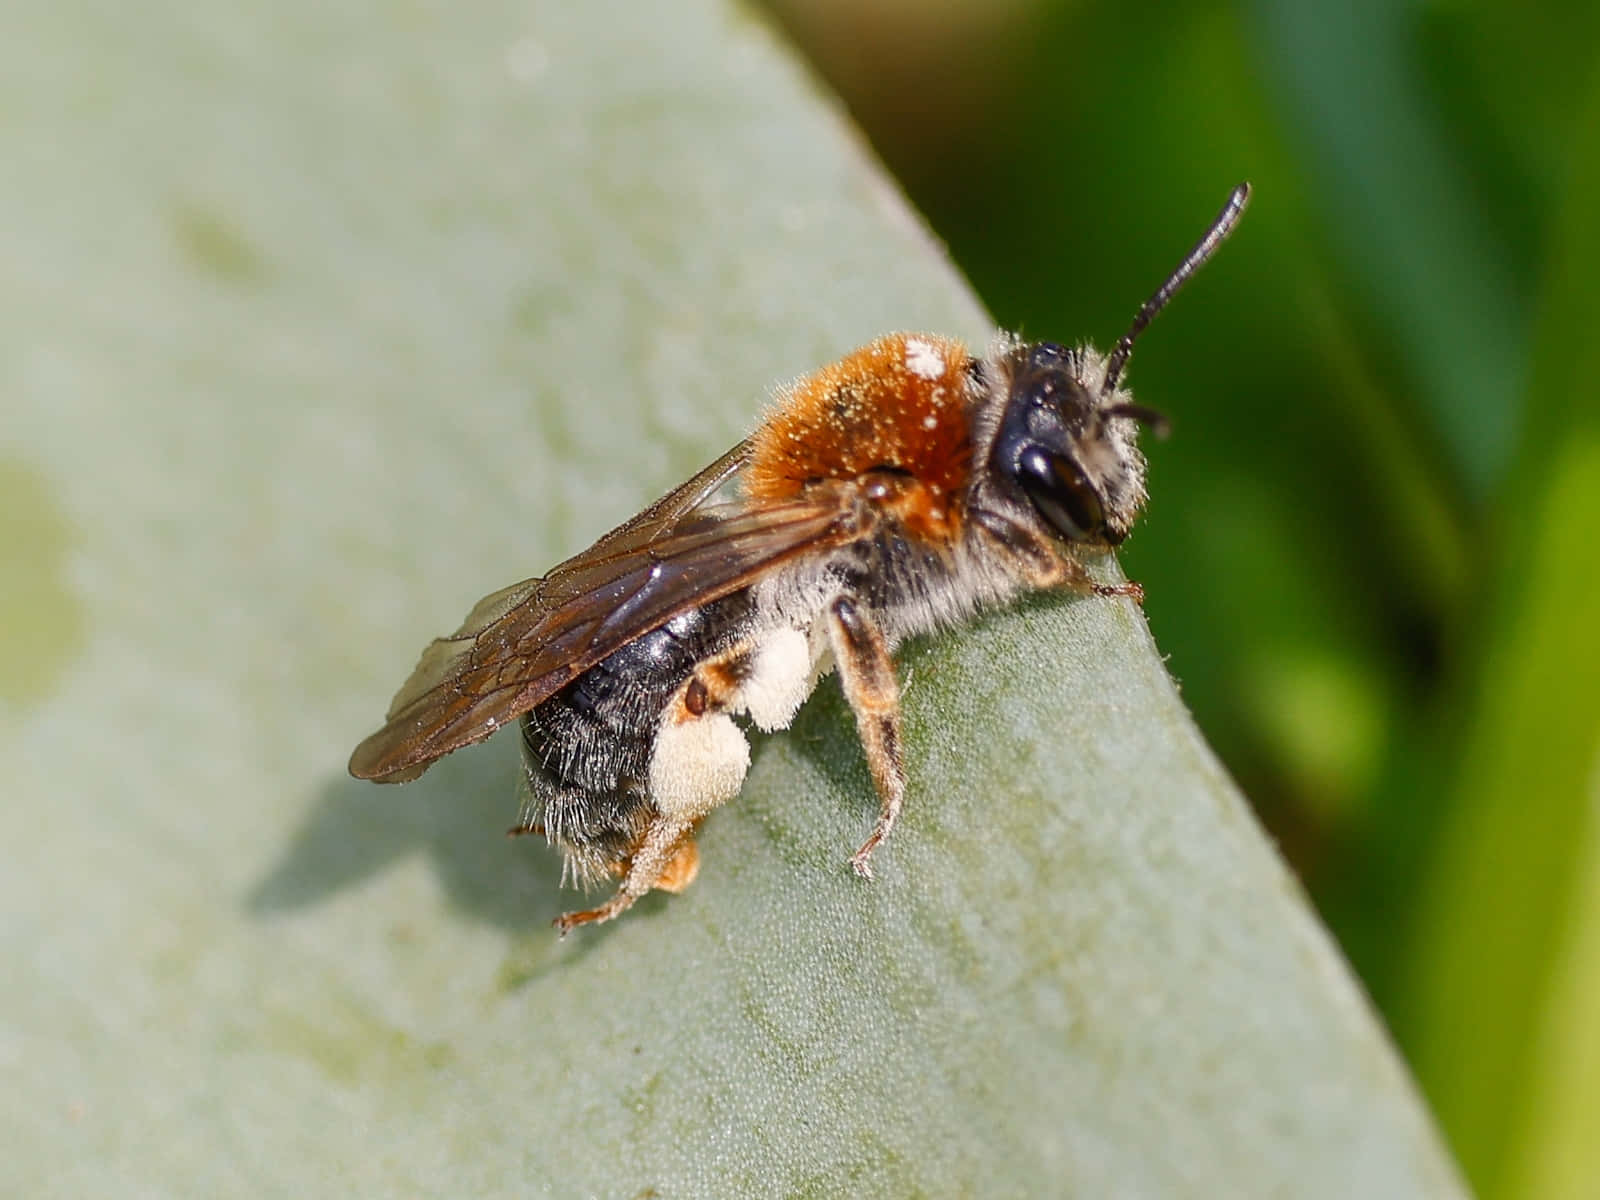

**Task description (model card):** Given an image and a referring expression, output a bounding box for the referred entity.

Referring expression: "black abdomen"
[520,591,755,858]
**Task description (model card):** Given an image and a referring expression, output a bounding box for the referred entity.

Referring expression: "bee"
[349,184,1250,934]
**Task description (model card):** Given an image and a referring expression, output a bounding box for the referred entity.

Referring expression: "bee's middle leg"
[825,594,906,879]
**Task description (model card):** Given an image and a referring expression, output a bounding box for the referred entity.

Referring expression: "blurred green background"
[767,0,1600,1196]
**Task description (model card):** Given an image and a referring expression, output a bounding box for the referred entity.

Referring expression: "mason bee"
[349,184,1249,934]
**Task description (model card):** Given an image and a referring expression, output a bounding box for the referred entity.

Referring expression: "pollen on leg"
[654,835,701,894]
[553,815,697,935]
[730,626,815,732]
[609,829,702,894]
[649,708,750,823]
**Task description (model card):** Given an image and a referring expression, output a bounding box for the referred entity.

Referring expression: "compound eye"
[1017,445,1104,540]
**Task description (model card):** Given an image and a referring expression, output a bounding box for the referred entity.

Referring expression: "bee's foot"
[1094,580,1144,606]
[552,890,634,937]
[849,839,881,881]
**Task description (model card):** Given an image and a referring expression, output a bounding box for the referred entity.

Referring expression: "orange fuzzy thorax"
[745,333,974,542]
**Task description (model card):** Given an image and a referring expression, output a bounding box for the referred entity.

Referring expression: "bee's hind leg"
[650,833,701,893]
[553,816,696,936]
[553,680,751,935]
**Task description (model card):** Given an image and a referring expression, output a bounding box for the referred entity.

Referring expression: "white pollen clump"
[903,337,945,380]
[650,711,750,821]
[734,626,816,731]
[922,414,939,430]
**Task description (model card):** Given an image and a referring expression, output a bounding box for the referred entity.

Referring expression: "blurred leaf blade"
[1507,772,1600,1200]
[1,0,1466,1195]
[1401,65,1600,1197]
[1246,0,1528,497]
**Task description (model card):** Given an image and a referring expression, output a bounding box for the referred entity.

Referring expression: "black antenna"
[1100,182,1250,397]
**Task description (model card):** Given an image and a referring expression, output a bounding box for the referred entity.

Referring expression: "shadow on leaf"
[246,736,575,933]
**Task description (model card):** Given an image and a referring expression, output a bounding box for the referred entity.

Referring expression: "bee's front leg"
[825,594,906,879]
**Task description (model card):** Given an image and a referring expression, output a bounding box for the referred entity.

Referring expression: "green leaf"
[4,0,1464,1194]
[1401,66,1600,1199]
[1247,0,1528,496]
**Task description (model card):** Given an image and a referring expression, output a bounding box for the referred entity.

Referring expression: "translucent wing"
[348,444,863,782]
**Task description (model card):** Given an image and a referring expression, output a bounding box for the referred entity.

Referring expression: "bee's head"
[987,342,1164,547]
[981,183,1250,549]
